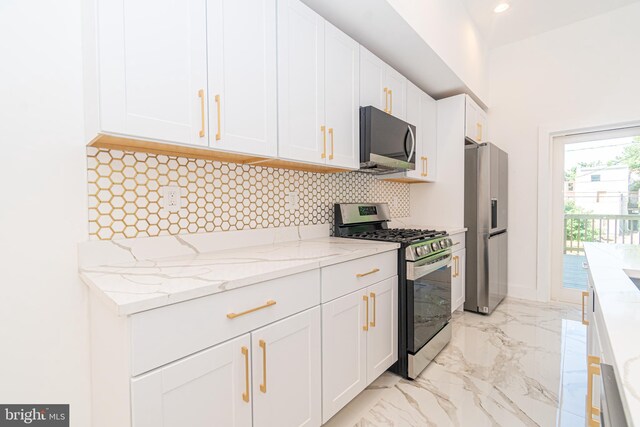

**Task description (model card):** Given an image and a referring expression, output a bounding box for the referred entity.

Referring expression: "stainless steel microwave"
[359,106,416,174]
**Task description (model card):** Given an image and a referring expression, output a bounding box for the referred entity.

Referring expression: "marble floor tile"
[324,298,586,427]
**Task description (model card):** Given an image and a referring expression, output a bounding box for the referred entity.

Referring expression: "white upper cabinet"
[323,22,360,169]
[98,0,209,146]
[386,67,407,120]
[277,0,359,169]
[420,91,438,182]
[405,82,423,181]
[207,0,278,157]
[252,307,321,427]
[405,82,437,182]
[465,95,488,144]
[359,47,387,112]
[131,334,252,427]
[277,0,326,164]
[359,46,407,120]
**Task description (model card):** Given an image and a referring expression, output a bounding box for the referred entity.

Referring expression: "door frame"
[537,119,640,303]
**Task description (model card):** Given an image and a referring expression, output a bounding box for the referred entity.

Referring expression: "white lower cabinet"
[451,248,466,312]
[91,252,398,427]
[366,277,398,381]
[252,307,322,427]
[321,289,368,422]
[131,334,252,427]
[321,276,398,423]
[131,307,321,427]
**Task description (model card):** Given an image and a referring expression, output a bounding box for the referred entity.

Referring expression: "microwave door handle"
[408,125,416,162]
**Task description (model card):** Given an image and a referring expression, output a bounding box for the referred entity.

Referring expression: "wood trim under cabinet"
[381,177,430,184]
[88,133,353,174]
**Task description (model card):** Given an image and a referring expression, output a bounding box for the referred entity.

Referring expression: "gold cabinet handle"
[383,87,389,113]
[587,355,601,425]
[241,346,250,403]
[356,268,380,278]
[329,128,334,160]
[226,300,276,319]
[420,156,428,177]
[198,89,205,138]
[581,291,590,326]
[389,89,393,115]
[215,94,221,141]
[370,292,376,327]
[321,125,326,159]
[363,295,369,331]
[259,340,267,393]
[477,122,482,142]
[452,256,458,277]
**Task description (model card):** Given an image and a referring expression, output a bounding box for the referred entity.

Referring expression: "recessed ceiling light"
[494,3,510,13]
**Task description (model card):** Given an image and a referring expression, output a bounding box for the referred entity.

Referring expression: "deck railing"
[564,214,640,254]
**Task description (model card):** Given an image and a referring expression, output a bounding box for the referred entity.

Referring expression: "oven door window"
[408,264,452,354]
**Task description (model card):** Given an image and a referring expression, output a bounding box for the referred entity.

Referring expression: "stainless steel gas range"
[335,203,453,379]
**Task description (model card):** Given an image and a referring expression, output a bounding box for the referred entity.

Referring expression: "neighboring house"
[566,165,629,214]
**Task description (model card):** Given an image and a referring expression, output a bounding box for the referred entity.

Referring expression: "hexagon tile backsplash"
[87,147,410,240]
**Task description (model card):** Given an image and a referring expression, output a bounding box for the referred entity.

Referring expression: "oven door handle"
[408,253,452,281]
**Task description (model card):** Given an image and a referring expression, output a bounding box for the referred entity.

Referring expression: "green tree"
[564,201,597,245]
[616,136,640,174]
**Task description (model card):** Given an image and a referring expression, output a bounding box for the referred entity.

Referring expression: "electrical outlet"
[162,186,181,212]
[392,196,399,209]
[285,191,300,211]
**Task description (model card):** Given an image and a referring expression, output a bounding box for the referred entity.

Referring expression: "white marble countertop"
[584,243,640,426]
[80,236,399,316]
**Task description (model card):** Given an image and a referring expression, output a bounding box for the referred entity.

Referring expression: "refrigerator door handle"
[491,198,498,229]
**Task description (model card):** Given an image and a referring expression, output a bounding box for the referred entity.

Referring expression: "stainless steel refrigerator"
[464,142,508,314]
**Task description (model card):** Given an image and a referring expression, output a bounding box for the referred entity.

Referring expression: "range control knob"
[431,242,439,251]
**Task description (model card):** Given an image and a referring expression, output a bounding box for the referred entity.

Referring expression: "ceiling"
[462,0,640,48]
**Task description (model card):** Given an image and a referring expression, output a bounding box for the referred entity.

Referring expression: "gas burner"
[344,228,446,244]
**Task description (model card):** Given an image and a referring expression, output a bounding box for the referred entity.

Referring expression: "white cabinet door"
[98,0,208,146]
[324,22,360,169]
[405,82,424,181]
[477,108,488,143]
[386,67,407,120]
[131,334,251,427]
[464,96,478,143]
[359,46,406,120]
[321,289,368,423]
[451,249,466,312]
[366,277,398,382]
[359,46,387,111]
[252,307,321,427]
[465,96,487,144]
[207,0,277,157]
[277,0,326,164]
[420,92,438,182]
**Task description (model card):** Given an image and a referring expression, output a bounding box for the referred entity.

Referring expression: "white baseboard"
[507,284,540,301]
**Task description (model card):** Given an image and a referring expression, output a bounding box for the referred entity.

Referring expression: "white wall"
[489,2,640,300]
[387,0,490,104]
[0,1,91,425]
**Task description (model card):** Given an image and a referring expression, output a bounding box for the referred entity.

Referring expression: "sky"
[564,136,636,170]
